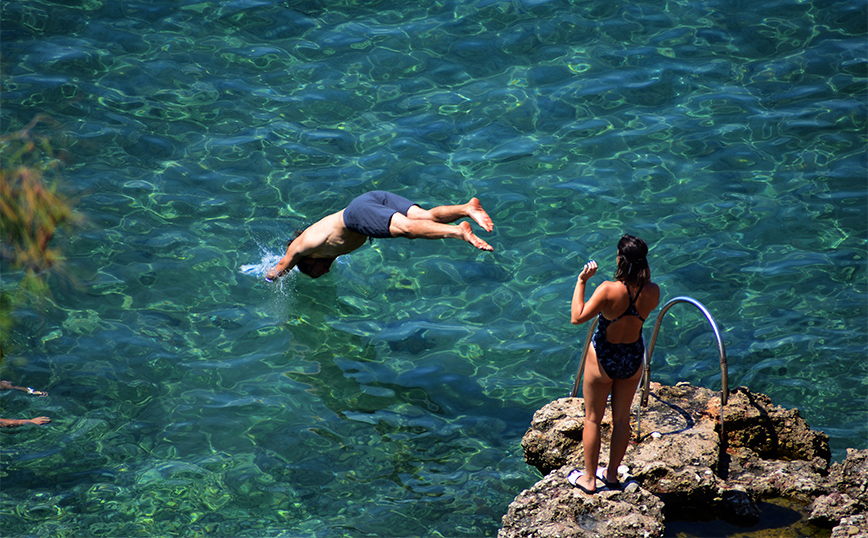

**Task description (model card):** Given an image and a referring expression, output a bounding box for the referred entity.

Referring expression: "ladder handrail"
[569,296,729,443]
[641,296,728,407]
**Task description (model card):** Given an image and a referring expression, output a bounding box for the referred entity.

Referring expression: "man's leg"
[406,198,493,232]
[389,214,493,251]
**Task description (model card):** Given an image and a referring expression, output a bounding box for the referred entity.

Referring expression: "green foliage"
[0,115,80,360]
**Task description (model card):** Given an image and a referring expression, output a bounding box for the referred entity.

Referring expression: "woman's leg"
[577,345,613,492]
[605,366,642,483]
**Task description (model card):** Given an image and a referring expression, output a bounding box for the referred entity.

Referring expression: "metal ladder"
[570,296,729,440]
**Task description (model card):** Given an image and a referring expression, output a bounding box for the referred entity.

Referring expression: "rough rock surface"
[520,397,585,476]
[722,387,832,462]
[726,447,830,502]
[501,382,866,538]
[830,514,868,538]
[809,448,868,529]
[498,467,665,538]
[828,448,868,508]
[809,492,863,527]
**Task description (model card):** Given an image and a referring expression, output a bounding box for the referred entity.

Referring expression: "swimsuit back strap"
[615,282,646,322]
[624,281,644,303]
[632,283,646,321]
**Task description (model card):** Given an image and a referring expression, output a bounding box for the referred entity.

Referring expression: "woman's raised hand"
[578,260,597,282]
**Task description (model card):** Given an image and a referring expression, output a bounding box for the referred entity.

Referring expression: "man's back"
[297,210,367,259]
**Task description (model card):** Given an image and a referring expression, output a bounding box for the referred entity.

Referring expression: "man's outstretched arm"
[266,231,317,281]
[0,417,51,427]
[0,380,48,396]
[266,246,303,281]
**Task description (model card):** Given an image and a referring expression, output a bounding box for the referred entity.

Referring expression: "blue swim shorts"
[342,191,418,238]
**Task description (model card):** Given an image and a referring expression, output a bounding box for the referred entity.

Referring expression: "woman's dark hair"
[613,234,650,287]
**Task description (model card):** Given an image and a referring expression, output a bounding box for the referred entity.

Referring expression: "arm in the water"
[0,417,51,427]
[266,245,303,281]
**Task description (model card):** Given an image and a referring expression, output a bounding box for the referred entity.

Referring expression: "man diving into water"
[266,191,494,280]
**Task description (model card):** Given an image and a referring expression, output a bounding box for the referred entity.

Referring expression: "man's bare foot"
[459,221,493,251]
[466,198,493,232]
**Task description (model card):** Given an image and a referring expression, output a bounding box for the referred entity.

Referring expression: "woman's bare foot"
[575,473,597,493]
[459,221,493,251]
[466,198,493,232]
[567,469,599,494]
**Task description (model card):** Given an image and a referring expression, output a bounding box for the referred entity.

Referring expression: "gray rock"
[828,448,868,509]
[720,486,761,525]
[722,386,831,463]
[504,383,863,537]
[521,397,585,476]
[726,447,830,502]
[498,467,665,538]
[830,514,868,538]
[810,492,863,527]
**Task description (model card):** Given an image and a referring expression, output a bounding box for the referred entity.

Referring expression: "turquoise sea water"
[1,0,865,536]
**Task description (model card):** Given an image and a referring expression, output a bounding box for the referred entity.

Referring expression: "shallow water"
[1,0,865,536]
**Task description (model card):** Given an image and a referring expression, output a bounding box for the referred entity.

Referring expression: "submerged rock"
[501,383,866,537]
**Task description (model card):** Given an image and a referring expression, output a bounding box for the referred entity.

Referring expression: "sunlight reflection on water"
[1,0,865,536]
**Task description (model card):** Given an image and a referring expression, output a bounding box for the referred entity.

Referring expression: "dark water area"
[1,0,865,536]
[664,497,833,538]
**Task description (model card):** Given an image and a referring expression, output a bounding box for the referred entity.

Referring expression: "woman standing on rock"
[568,234,660,493]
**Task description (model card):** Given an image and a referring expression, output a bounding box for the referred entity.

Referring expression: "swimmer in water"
[0,380,50,428]
[266,191,494,280]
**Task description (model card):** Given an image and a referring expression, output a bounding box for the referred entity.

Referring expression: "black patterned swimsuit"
[592,282,646,379]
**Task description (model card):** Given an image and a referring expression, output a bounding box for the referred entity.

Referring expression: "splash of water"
[239,252,284,279]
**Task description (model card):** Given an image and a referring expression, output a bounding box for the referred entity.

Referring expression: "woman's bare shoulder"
[595,280,623,298]
[642,281,662,306]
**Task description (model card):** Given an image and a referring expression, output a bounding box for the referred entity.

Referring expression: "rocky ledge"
[500,382,867,538]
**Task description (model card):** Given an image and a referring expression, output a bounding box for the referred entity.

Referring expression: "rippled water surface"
[1,0,866,536]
